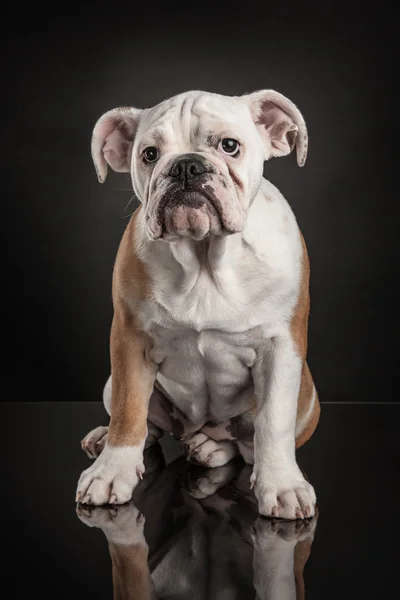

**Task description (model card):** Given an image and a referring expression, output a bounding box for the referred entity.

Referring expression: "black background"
[2,4,397,403]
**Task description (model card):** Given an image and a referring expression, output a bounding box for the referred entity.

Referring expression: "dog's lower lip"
[156,189,223,238]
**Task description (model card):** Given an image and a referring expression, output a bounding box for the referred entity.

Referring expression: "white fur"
[103,374,112,416]
[181,432,238,467]
[133,179,302,428]
[76,443,145,505]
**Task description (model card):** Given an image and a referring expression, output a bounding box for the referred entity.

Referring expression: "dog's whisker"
[121,211,135,220]
[124,195,135,213]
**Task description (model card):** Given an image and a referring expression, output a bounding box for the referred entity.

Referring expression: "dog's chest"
[145,271,261,375]
[139,264,286,423]
[136,224,299,422]
[149,320,257,423]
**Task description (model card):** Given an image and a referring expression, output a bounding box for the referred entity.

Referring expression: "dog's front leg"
[76,307,157,505]
[77,503,156,600]
[251,337,316,520]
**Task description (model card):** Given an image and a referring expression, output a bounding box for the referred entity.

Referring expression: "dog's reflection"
[76,444,317,600]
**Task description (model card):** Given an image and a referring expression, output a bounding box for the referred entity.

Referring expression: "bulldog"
[76,89,321,520]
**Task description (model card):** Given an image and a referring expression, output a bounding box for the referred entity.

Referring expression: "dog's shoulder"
[243,179,305,283]
[112,205,154,309]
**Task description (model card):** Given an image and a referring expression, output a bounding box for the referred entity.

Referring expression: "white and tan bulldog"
[76,89,321,520]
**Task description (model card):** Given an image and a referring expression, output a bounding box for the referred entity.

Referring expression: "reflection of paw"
[76,502,146,546]
[251,515,317,545]
[251,466,316,520]
[76,444,145,505]
[181,433,237,467]
[81,426,109,459]
[186,462,237,499]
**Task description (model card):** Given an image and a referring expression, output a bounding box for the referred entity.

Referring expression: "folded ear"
[91,107,142,183]
[243,90,308,166]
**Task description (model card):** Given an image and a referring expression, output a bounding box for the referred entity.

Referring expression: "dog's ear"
[243,90,308,166]
[91,107,142,183]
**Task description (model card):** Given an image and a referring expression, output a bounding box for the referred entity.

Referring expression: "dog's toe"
[251,470,316,520]
[181,434,238,468]
[81,426,109,459]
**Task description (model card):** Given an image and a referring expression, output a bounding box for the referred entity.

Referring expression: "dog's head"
[92,90,307,242]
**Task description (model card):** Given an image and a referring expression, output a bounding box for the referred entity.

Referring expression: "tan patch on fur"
[108,205,157,447]
[291,232,320,448]
[293,507,319,600]
[295,362,320,449]
[112,205,153,302]
[290,232,310,359]
[109,543,152,599]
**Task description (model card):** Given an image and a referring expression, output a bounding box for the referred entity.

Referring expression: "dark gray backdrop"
[3,5,396,403]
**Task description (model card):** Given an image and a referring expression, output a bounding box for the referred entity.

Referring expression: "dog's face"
[92,90,308,242]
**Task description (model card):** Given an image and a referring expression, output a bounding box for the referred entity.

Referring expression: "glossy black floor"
[2,402,399,599]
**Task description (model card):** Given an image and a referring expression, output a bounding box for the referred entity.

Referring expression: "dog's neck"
[168,231,244,275]
[136,189,266,293]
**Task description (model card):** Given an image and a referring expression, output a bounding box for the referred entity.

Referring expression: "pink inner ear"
[257,101,298,155]
[103,128,131,172]
[258,101,284,127]
[92,107,142,182]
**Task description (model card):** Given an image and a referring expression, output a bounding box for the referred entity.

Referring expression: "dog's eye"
[219,138,240,156]
[143,147,159,163]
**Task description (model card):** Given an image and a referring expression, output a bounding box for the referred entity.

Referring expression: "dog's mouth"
[152,186,224,241]
[158,187,222,217]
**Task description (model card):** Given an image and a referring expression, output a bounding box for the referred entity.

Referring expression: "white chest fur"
[135,180,303,424]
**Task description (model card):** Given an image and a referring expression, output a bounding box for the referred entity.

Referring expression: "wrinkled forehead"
[137,92,251,141]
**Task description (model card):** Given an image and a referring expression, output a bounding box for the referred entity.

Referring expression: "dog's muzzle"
[151,154,224,241]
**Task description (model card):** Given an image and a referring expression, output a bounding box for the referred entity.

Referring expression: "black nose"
[169,155,207,183]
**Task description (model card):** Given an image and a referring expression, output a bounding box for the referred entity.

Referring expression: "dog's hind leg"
[181,433,238,467]
[80,376,112,458]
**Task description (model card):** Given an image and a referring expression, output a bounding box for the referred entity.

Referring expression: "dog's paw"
[81,426,109,459]
[76,444,145,506]
[76,502,146,546]
[251,515,317,545]
[250,466,316,520]
[185,462,238,499]
[181,433,237,467]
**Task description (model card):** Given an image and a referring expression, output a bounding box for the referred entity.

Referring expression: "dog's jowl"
[76,90,320,519]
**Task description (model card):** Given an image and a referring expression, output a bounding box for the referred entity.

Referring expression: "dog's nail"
[250,481,254,490]
[296,508,304,519]
[75,492,82,503]
[109,494,117,504]
[271,520,280,532]
[137,512,145,524]
[271,506,279,518]
[304,506,311,518]
[82,494,91,504]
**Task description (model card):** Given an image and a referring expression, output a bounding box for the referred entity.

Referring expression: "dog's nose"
[169,155,207,182]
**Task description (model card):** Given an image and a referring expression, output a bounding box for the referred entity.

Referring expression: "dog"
[76,89,320,520]
[77,446,318,599]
